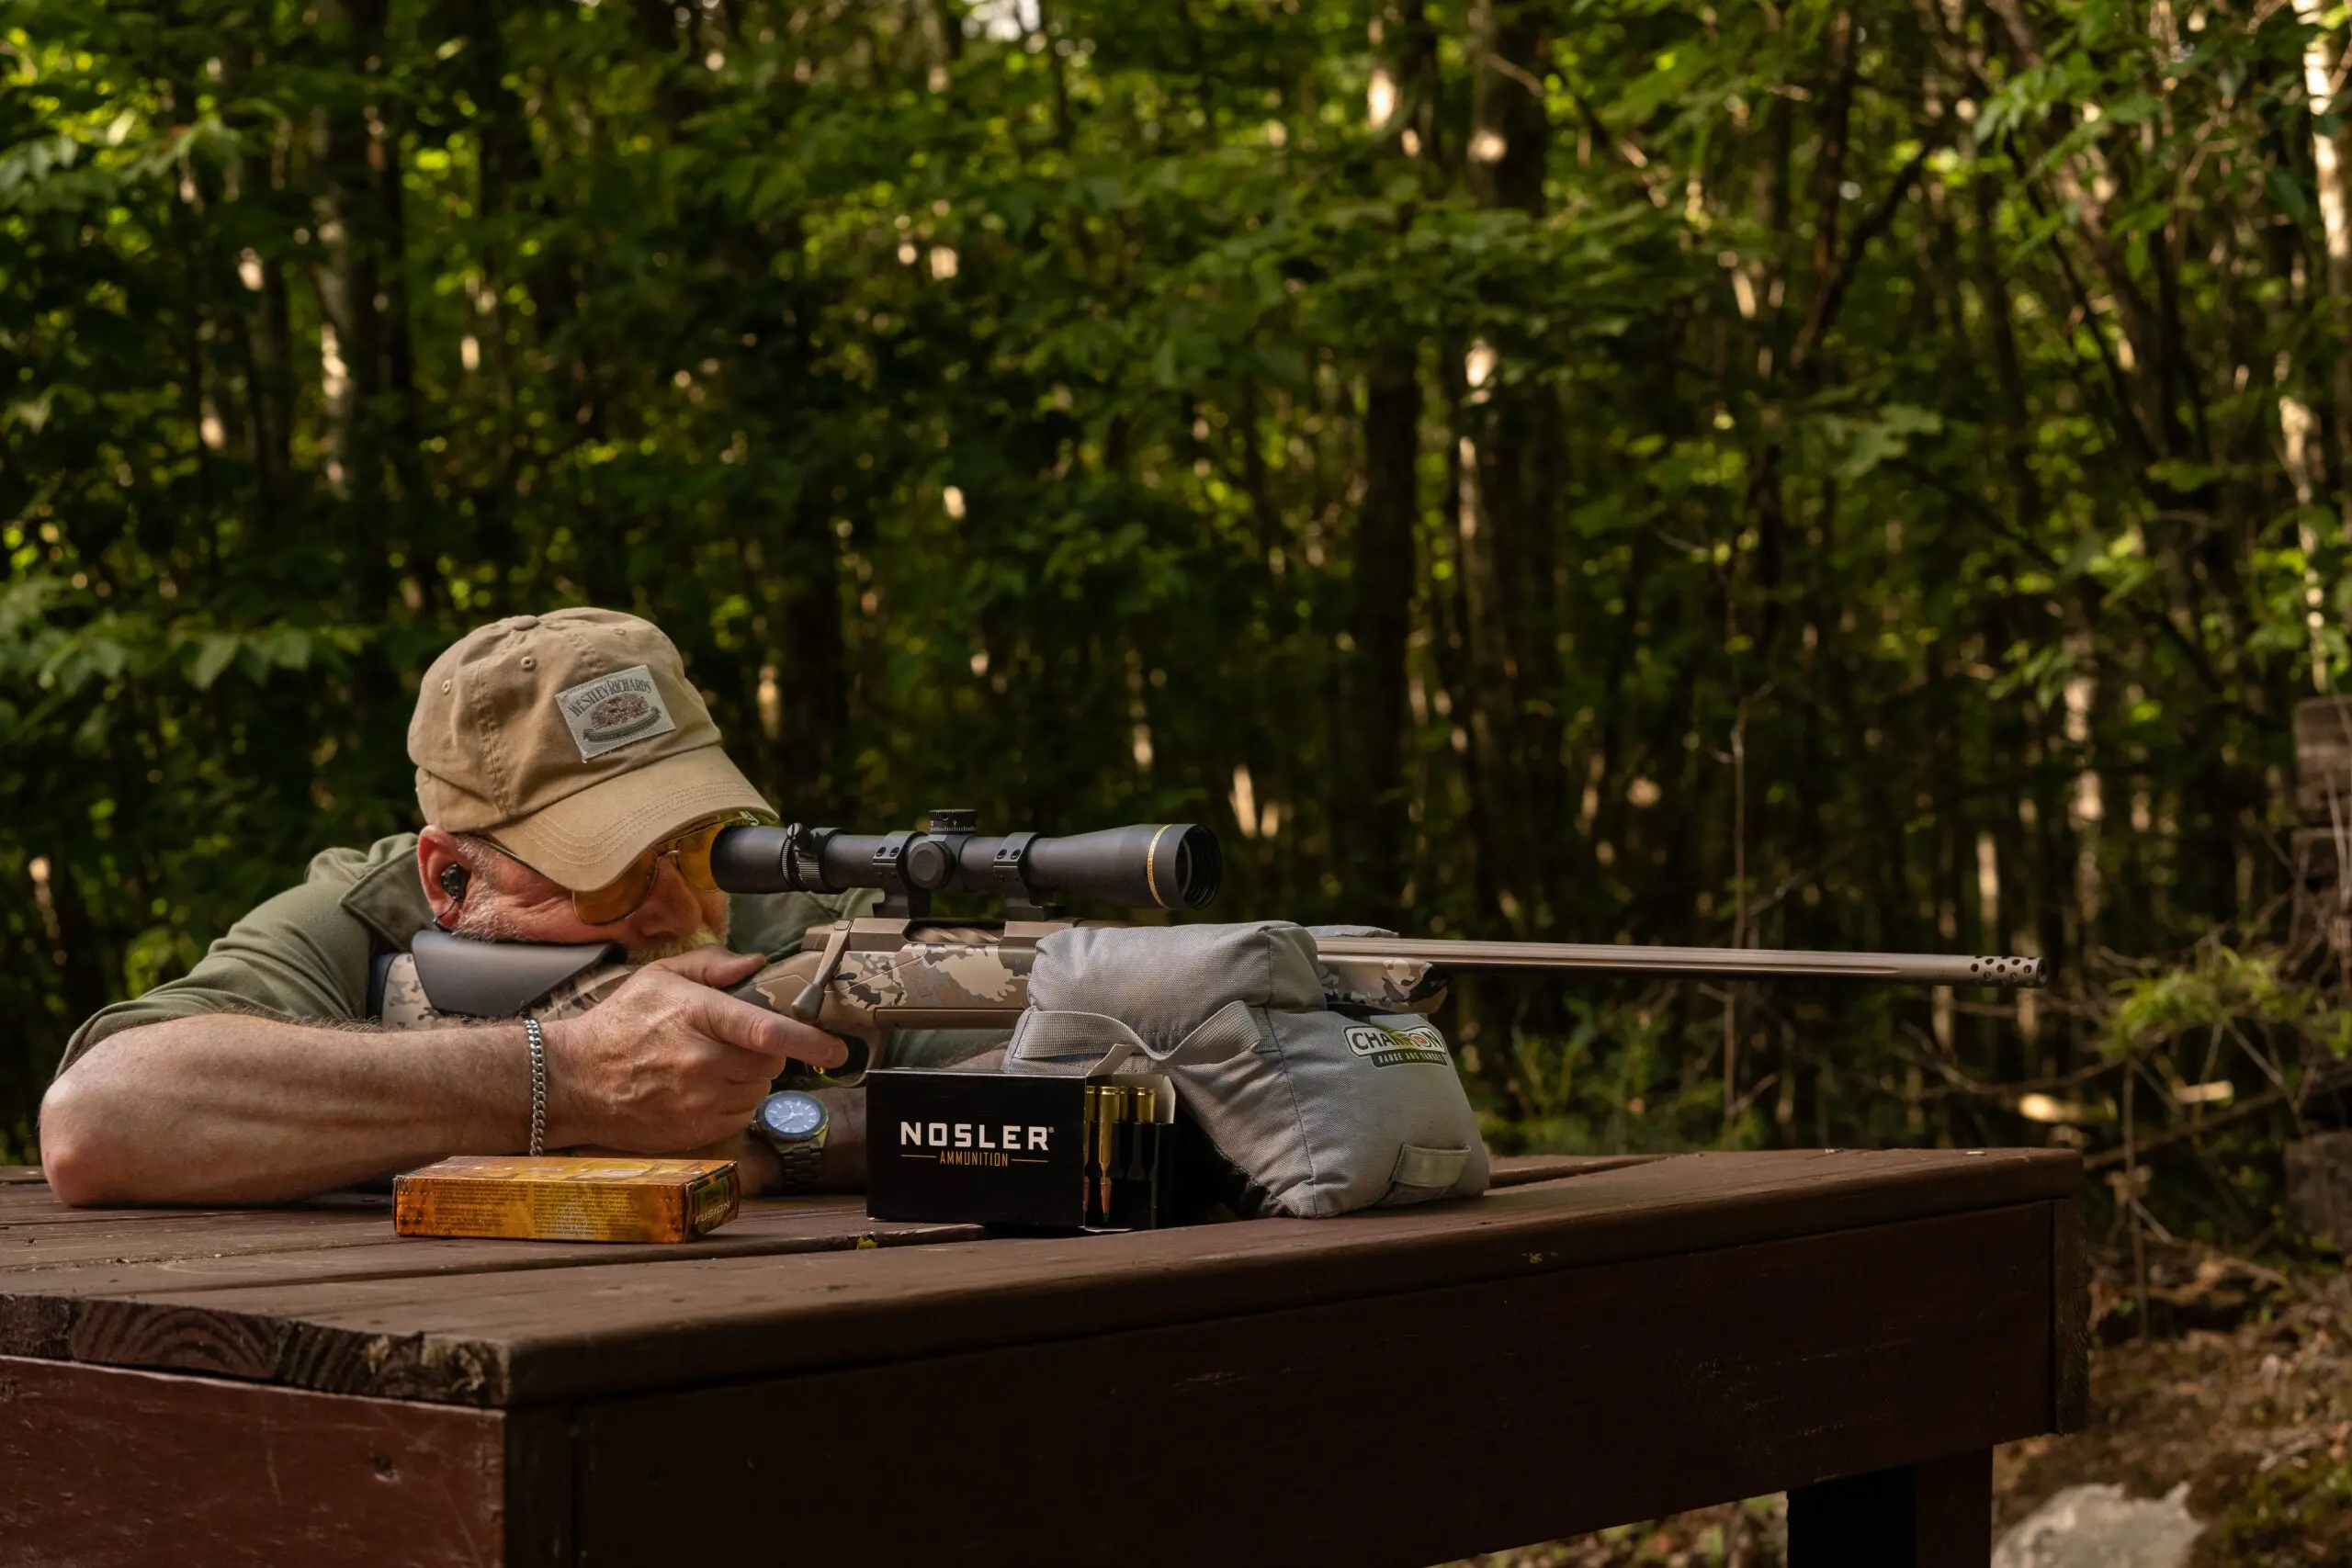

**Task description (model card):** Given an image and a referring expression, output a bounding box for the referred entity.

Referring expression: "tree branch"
[1790,140,1935,374]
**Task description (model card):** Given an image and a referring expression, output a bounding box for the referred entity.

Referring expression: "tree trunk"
[442,1,550,607]
[1344,340,1421,923]
[1339,0,1442,922]
[312,0,407,731]
[1463,0,1565,933]
[776,485,850,816]
[2293,0,2352,545]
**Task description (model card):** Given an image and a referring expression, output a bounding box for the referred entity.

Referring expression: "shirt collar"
[339,846,438,953]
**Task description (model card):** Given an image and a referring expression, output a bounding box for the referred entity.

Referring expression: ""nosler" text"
[899,1122,1052,1152]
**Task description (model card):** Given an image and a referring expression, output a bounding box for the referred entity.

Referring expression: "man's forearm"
[40,1014,541,1206]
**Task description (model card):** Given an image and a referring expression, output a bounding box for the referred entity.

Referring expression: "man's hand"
[539,947,848,1154]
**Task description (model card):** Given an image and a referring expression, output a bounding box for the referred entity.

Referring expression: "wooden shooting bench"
[0,1149,2085,1567]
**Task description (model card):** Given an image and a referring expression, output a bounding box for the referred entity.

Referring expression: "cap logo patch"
[557,665,677,761]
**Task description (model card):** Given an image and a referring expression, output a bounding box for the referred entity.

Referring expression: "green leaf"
[2268,167,2314,227]
[1833,405,1943,479]
[187,634,239,691]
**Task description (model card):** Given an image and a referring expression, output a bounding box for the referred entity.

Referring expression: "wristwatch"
[752,1090,830,1195]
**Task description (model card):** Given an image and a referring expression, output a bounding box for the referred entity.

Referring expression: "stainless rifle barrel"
[1313,937,2045,989]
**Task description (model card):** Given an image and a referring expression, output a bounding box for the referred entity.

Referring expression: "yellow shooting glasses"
[513,809,777,925]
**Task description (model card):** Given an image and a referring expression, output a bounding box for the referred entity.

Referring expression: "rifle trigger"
[789,919,855,1024]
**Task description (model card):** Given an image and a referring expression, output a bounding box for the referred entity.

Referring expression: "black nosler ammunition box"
[865,1068,1177,1232]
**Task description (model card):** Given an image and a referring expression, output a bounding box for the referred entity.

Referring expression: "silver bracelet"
[523,1015,548,1157]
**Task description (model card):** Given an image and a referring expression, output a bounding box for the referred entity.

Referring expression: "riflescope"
[708,811,1223,912]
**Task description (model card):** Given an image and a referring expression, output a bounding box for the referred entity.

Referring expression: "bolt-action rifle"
[401,811,2045,1044]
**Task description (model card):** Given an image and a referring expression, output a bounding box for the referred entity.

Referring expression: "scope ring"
[992,830,1040,902]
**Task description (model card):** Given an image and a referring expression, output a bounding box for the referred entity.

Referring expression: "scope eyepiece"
[707,818,1222,911]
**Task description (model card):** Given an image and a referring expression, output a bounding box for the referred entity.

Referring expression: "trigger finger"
[775,1018,850,1071]
[694,991,836,1068]
[717,1040,791,1085]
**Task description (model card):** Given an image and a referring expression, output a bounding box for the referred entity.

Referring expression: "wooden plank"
[1486,1152,1665,1187]
[3,1177,1635,1284]
[0,1201,263,1227]
[1,1162,1647,1269]
[2289,828,2346,957]
[12,1149,2077,1404]
[0,1149,1639,1224]
[0,1353,508,1567]
[0,1181,239,1220]
[2051,1190,2090,1432]
[3,1207,421,1267]
[573,1204,2054,1566]
[0,1194,976,1282]
[0,1182,356,1225]
[2295,695,2352,821]
[501,1404,574,1568]
[1786,1450,1994,1567]
[0,1206,985,1382]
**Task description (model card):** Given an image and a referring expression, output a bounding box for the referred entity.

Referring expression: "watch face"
[758,1091,827,1144]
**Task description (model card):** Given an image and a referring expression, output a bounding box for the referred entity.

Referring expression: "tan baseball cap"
[409,609,771,890]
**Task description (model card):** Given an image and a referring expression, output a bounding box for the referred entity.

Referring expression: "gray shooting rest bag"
[1002,920,1489,1218]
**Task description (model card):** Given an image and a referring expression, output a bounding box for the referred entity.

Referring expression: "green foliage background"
[6,0,2352,1235]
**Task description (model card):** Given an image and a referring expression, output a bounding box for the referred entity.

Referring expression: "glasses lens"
[676,811,776,892]
[567,812,775,924]
[570,861,659,926]
[672,821,728,892]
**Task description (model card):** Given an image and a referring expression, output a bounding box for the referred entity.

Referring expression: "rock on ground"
[1991,1483,2201,1568]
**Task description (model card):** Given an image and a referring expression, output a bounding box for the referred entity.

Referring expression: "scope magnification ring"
[1143,824,1175,908]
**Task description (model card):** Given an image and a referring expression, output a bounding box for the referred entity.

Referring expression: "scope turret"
[708,814,1222,912]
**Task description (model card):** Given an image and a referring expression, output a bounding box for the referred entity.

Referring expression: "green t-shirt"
[57,832,891,1075]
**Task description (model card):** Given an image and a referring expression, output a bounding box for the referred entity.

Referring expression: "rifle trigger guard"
[788,919,856,1024]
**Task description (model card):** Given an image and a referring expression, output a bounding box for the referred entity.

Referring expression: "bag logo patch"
[557,665,677,761]
[1343,1022,1452,1068]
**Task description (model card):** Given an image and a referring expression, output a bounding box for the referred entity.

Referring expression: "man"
[40,608,915,1206]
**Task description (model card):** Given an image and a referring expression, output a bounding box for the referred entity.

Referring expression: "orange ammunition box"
[393,1156,741,1243]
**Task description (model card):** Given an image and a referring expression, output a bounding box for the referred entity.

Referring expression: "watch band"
[775,1139,824,1195]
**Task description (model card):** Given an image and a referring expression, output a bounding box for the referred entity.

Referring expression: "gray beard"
[449,900,529,943]
[448,883,727,964]
[624,931,727,964]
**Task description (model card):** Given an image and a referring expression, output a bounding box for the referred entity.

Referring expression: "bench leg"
[1786,1449,1992,1568]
